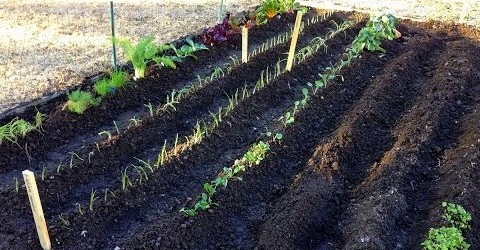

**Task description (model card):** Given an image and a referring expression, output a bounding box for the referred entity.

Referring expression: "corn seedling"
[58,214,70,227]
[88,188,98,211]
[144,102,154,117]
[103,188,116,202]
[173,133,180,156]
[67,90,101,114]
[56,161,63,174]
[128,117,141,128]
[133,165,148,183]
[14,177,19,193]
[75,202,84,215]
[41,167,46,181]
[113,121,120,134]
[98,131,112,140]
[88,151,94,164]
[121,167,133,190]
[157,139,168,167]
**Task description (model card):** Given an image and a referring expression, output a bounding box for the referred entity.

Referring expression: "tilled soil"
[0,11,479,250]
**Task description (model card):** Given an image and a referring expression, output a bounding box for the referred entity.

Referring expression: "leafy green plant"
[352,14,399,53]
[181,141,270,217]
[171,37,208,59]
[422,202,472,250]
[256,0,306,24]
[67,90,101,114]
[116,36,156,79]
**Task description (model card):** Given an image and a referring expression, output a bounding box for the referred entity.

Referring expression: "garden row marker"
[22,170,51,250]
[242,26,249,63]
[110,1,117,69]
[286,11,304,71]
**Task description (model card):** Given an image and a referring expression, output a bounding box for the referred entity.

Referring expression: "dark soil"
[1,11,479,250]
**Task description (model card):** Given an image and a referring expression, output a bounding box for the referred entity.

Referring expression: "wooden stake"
[286,11,303,71]
[242,26,249,63]
[22,170,51,250]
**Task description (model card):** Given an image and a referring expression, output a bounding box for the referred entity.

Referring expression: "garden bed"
[0,9,479,250]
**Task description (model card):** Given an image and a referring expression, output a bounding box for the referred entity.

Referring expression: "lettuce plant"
[67,90,101,114]
[202,13,234,46]
[171,37,208,59]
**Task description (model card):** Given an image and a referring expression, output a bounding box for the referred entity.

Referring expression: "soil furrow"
[257,34,443,250]
[1,17,361,250]
[338,38,480,249]
[403,101,480,249]
[119,28,405,250]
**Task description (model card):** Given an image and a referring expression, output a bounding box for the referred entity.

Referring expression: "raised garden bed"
[0,7,479,250]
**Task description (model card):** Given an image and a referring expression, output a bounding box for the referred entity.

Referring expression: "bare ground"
[1,0,479,115]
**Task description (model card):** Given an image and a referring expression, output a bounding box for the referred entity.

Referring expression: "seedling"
[14,177,19,193]
[0,111,44,145]
[89,189,98,210]
[75,203,84,215]
[121,168,133,190]
[422,202,471,249]
[41,167,46,181]
[58,214,70,227]
[144,103,154,117]
[67,90,101,114]
[181,141,270,217]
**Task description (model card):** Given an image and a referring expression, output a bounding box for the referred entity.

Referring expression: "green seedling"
[14,177,19,193]
[67,90,101,114]
[89,189,98,210]
[41,167,46,181]
[75,203,84,215]
[121,168,133,190]
[352,14,399,53]
[0,111,44,145]
[182,141,270,217]
[144,102,154,117]
[422,202,472,250]
[58,214,70,227]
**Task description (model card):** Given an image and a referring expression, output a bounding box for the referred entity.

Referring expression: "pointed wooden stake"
[23,170,51,250]
[242,26,249,63]
[286,11,304,71]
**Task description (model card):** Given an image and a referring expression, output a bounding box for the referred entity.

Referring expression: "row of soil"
[47,18,364,250]
[0,13,358,249]
[0,12,339,190]
[122,23,480,249]
[0,12,302,170]
[118,23,411,249]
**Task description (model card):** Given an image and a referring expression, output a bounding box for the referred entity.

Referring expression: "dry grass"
[1,0,479,114]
